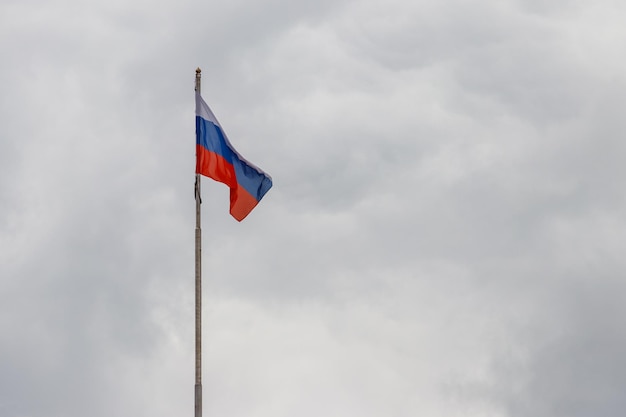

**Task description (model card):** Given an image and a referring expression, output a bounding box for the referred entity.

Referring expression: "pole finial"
[195,68,201,92]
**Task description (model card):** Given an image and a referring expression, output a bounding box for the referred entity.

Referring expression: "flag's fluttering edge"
[195,92,273,221]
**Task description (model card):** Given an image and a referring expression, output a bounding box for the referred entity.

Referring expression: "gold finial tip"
[196,67,201,74]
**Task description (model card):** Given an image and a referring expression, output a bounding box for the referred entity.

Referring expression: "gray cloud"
[2,0,626,416]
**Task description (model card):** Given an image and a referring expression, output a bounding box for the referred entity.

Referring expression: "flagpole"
[194,67,203,417]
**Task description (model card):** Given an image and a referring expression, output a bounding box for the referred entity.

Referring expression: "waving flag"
[195,92,272,221]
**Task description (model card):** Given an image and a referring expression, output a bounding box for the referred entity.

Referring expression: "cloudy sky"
[2,0,626,416]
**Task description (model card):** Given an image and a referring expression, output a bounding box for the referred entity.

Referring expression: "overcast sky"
[2,0,626,416]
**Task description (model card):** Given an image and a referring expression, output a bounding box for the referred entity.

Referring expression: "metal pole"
[194,67,202,417]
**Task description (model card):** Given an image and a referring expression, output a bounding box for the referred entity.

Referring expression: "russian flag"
[195,92,273,221]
